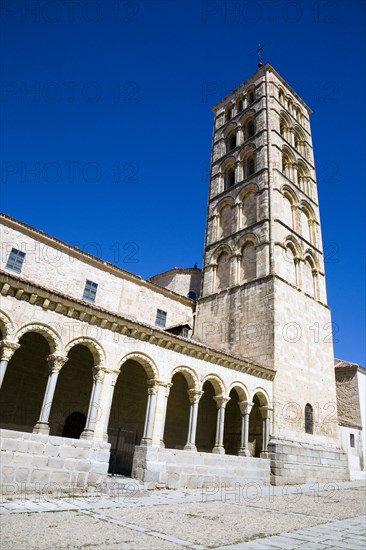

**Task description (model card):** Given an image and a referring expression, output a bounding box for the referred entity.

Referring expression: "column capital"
[239,400,254,415]
[0,340,20,362]
[259,405,272,419]
[92,367,105,383]
[47,354,68,374]
[213,395,230,409]
[187,389,203,404]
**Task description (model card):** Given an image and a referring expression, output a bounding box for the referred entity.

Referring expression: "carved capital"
[92,367,105,383]
[47,354,68,374]
[0,340,20,362]
[239,400,254,416]
[214,395,230,409]
[187,389,204,404]
[259,405,272,419]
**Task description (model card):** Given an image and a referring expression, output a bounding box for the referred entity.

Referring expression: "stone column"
[102,370,119,441]
[33,354,68,434]
[81,367,105,440]
[237,127,244,146]
[184,390,203,451]
[0,340,20,388]
[259,406,272,458]
[140,380,159,446]
[160,382,172,447]
[212,395,230,454]
[238,401,254,456]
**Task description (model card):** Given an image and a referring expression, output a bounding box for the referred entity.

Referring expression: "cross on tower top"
[255,44,265,68]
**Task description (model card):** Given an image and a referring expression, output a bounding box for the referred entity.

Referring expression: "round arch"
[236,182,259,204]
[15,323,63,355]
[65,336,105,368]
[210,243,233,266]
[0,310,15,340]
[227,382,250,402]
[118,352,158,381]
[169,365,199,391]
[201,374,226,396]
[251,388,270,406]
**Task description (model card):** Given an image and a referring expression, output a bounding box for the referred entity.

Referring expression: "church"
[0,63,364,494]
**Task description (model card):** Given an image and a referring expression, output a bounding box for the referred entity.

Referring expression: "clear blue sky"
[1,0,365,365]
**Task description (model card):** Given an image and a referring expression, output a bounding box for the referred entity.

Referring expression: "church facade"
[0,64,357,493]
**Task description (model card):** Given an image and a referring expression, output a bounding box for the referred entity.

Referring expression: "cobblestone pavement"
[1,481,365,549]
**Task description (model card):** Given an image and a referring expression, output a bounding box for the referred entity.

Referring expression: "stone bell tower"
[194,64,349,483]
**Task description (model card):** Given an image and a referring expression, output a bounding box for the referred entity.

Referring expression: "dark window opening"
[350,433,355,448]
[155,309,167,328]
[83,280,98,302]
[6,248,26,273]
[305,403,313,434]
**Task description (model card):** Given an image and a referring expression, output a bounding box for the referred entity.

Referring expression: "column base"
[160,440,165,448]
[80,429,95,440]
[32,422,50,435]
[140,438,153,446]
[238,448,252,457]
[212,445,225,454]
[260,451,269,459]
[184,443,197,451]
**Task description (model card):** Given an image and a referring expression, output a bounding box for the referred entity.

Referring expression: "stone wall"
[268,439,349,485]
[335,365,362,428]
[132,445,270,490]
[0,429,110,495]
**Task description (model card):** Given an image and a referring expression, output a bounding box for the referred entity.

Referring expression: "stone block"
[1,467,15,482]
[32,456,49,469]
[90,461,108,475]
[15,468,30,483]
[28,441,46,454]
[50,471,72,484]
[2,439,18,452]
[47,458,65,469]
[44,443,61,457]
[30,469,50,484]
[59,446,88,459]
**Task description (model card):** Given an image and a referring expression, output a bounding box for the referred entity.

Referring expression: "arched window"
[225,106,232,122]
[227,132,236,152]
[247,89,255,105]
[297,162,309,192]
[245,120,255,140]
[282,149,294,181]
[279,89,285,105]
[294,128,306,157]
[216,251,230,291]
[300,208,311,243]
[240,242,256,282]
[283,194,295,230]
[241,192,257,227]
[236,98,243,113]
[305,404,313,434]
[284,243,298,287]
[218,203,232,238]
[224,166,235,190]
[303,256,315,297]
[243,152,255,178]
[280,115,291,142]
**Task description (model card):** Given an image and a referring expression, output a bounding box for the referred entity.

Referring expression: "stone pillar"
[259,406,272,458]
[160,382,172,447]
[102,370,119,441]
[212,395,230,454]
[235,161,241,184]
[33,354,68,434]
[184,390,203,451]
[237,127,244,146]
[81,367,105,440]
[0,340,20,388]
[141,380,159,446]
[238,401,254,456]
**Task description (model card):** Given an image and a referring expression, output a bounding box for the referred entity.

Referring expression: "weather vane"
[255,44,265,68]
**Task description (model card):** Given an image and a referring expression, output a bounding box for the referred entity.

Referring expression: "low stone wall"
[268,439,350,485]
[0,429,110,495]
[132,445,270,489]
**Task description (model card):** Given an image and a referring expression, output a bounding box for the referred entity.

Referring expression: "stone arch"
[284,236,301,287]
[240,145,256,179]
[0,310,15,340]
[303,252,318,298]
[282,185,298,230]
[279,111,292,141]
[15,323,63,355]
[246,85,255,105]
[234,232,258,256]
[235,96,243,114]
[221,157,236,190]
[201,374,226,396]
[282,146,295,181]
[216,196,234,239]
[300,202,315,244]
[65,337,105,368]
[278,87,285,105]
[237,183,258,228]
[210,243,233,266]
[251,388,269,406]
[297,160,310,192]
[118,352,158,381]
[294,125,307,156]
[169,365,199,391]
[227,381,249,402]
